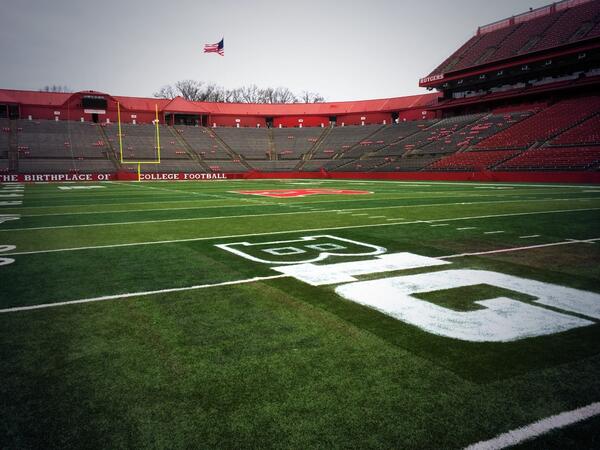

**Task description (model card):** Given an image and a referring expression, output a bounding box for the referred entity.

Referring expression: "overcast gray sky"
[0,0,553,101]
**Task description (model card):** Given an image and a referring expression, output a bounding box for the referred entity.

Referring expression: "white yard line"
[430,224,449,227]
[3,237,600,314]
[439,238,600,259]
[6,196,598,227]
[484,231,505,235]
[4,207,600,257]
[7,191,597,215]
[0,209,349,232]
[457,227,477,230]
[0,274,288,314]
[519,235,540,239]
[464,401,600,450]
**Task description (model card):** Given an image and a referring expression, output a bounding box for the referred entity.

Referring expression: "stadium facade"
[1,0,599,183]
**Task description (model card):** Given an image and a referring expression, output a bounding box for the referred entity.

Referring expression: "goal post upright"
[117,102,162,181]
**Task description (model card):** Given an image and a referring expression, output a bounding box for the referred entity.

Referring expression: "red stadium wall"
[337,113,391,126]
[210,115,267,128]
[273,116,330,128]
[3,171,598,183]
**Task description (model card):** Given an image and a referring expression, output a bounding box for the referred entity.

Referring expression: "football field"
[1,179,600,449]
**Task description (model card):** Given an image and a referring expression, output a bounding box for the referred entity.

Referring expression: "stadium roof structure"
[420,0,600,88]
[0,88,439,118]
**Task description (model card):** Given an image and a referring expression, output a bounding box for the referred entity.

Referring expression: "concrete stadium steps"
[120,160,205,173]
[372,155,443,172]
[247,160,302,172]
[204,160,250,173]
[494,146,600,171]
[17,159,117,174]
[311,125,382,159]
[104,123,189,160]
[427,150,521,171]
[16,119,109,159]
[550,114,600,146]
[376,114,484,157]
[271,127,325,160]
[212,127,271,160]
[173,126,232,160]
[475,96,600,150]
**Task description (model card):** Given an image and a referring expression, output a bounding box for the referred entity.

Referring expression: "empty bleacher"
[18,159,116,174]
[311,125,381,159]
[475,97,600,149]
[16,120,108,159]
[205,160,249,173]
[340,122,431,158]
[428,150,520,171]
[373,156,442,172]
[272,127,324,160]
[412,112,533,155]
[425,0,600,77]
[104,123,188,160]
[212,128,271,159]
[174,126,232,160]
[550,114,600,146]
[247,160,300,172]
[494,147,600,170]
[377,114,483,157]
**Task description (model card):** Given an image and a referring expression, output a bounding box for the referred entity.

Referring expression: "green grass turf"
[1,179,599,449]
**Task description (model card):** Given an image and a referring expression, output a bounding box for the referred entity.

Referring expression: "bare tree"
[153,80,325,104]
[300,91,325,103]
[39,85,71,93]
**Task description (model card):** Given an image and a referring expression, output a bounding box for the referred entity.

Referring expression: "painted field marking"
[464,401,600,450]
[4,208,600,256]
[430,224,449,227]
[0,275,288,314]
[457,227,477,230]
[484,231,505,235]
[9,193,597,217]
[439,238,600,259]
[387,218,405,221]
[519,235,540,239]
[368,216,387,219]
[2,237,600,314]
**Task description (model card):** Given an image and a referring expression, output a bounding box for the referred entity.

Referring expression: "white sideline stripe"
[520,235,540,239]
[5,207,600,257]
[440,238,600,259]
[484,231,505,235]
[3,237,600,315]
[6,197,598,231]
[0,274,288,314]
[464,401,600,450]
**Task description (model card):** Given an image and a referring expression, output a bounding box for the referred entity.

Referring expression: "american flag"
[204,38,224,56]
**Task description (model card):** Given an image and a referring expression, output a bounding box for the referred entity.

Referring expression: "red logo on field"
[235,188,372,198]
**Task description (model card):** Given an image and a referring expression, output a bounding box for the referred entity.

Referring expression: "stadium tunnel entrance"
[166,113,207,127]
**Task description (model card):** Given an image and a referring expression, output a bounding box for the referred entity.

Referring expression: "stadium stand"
[428,150,520,171]
[376,114,484,157]
[271,127,324,160]
[373,156,443,172]
[495,147,600,170]
[16,120,108,159]
[550,114,600,145]
[173,126,232,160]
[205,160,249,173]
[212,128,271,159]
[247,160,300,171]
[424,0,600,78]
[103,123,188,160]
[311,125,381,159]
[475,96,600,149]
